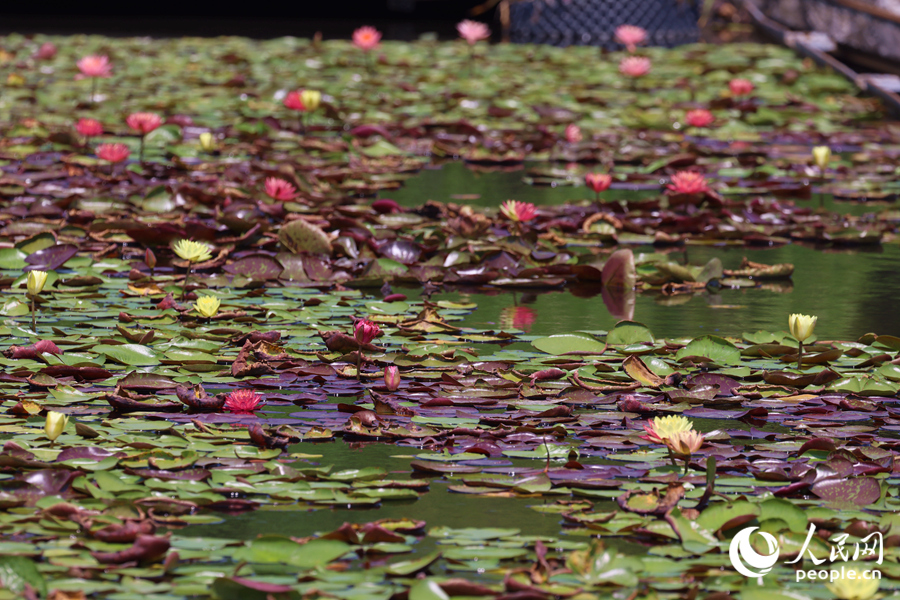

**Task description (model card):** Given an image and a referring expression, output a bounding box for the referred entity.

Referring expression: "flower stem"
[139,135,145,163]
[683,457,690,477]
[31,296,36,331]
[182,264,192,301]
[797,340,803,370]
[357,350,363,381]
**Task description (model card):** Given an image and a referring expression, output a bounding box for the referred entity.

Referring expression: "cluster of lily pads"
[0,28,898,600]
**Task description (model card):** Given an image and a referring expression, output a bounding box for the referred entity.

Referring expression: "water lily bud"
[144,248,157,270]
[27,270,48,296]
[45,410,69,442]
[194,296,221,318]
[199,132,215,152]
[813,145,831,171]
[789,313,817,342]
[300,90,321,112]
[384,365,400,391]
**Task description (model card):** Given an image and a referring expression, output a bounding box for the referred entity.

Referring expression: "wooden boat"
[756,0,900,67]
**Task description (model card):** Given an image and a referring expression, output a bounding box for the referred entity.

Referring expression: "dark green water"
[381,161,900,341]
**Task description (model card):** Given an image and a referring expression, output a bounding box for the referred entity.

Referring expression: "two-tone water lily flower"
[641,415,693,444]
[585,173,612,201]
[500,200,536,222]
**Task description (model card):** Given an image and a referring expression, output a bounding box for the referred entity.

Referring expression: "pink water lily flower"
[619,56,651,78]
[457,20,491,45]
[729,78,755,97]
[384,365,401,391]
[667,171,710,195]
[354,318,381,346]
[564,124,582,144]
[500,200,536,222]
[96,143,130,163]
[684,109,714,128]
[353,26,382,52]
[76,118,104,137]
[126,112,162,135]
[264,177,298,202]
[224,389,263,414]
[615,25,647,52]
[76,55,112,78]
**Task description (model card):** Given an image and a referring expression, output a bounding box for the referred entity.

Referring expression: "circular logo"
[729,527,780,578]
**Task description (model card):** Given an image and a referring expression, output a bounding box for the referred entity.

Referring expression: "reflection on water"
[432,243,900,341]
[383,161,900,341]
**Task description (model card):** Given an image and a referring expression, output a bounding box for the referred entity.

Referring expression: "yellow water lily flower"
[199,132,215,152]
[813,146,832,171]
[26,270,48,296]
[195,296,221,318]
[300,89,322,112]
[172,239,213,264]
[45,411,68,442]
[789,313,817,342]
[826,567,879,600]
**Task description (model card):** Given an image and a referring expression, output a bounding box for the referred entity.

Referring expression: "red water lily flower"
[619,56,651,78]
[615,24,647,52]
[34,42,57,60]
[585,173,612,194]
[96,143,130,163]
[264,177,298,202]
[76,55,112,78]
[684,109,714,128]
[667,171,710,195]
[76,118,104,137]
[500,200,536,222]
[353,26,382,52]
[354,318,381,345]
[126,112,162,135]
[729,78,754,97]
[224,389,263,414]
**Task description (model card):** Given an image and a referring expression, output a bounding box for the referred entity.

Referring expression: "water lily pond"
[1,31,900,600]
